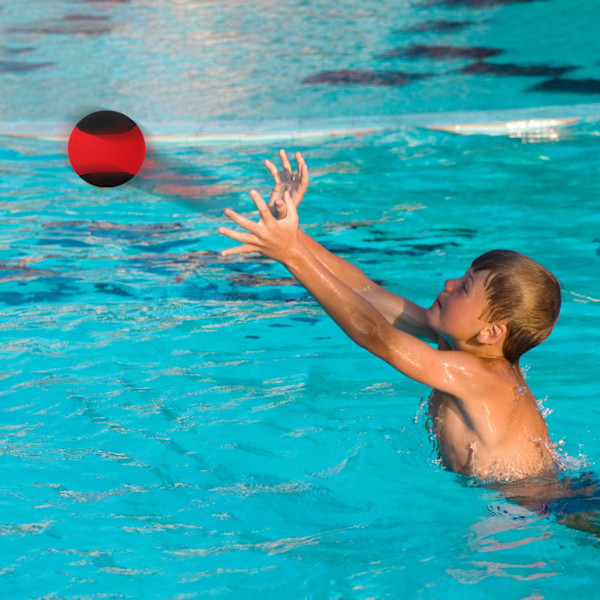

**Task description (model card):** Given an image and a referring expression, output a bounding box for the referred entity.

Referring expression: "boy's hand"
[265,150,309,219]
[219,189,301,265]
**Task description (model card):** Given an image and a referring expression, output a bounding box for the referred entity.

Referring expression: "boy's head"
[470,249,561,363]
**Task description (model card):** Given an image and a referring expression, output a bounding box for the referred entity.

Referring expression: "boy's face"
[426,267,495,347]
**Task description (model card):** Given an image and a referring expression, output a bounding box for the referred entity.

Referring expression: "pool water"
[1,1,600,598]
[2,0,600,125]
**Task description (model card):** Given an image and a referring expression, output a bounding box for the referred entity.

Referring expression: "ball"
[68,110,145,187]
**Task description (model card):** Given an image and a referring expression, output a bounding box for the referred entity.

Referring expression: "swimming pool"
[1,1,600,598]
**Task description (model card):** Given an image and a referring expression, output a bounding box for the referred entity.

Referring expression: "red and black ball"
[68,110,146,187]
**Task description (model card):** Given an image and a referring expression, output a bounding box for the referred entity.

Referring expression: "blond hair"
[471,250,561,364]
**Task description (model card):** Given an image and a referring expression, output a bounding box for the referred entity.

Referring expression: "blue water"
[2,0,600,127]
[1,1,600,599]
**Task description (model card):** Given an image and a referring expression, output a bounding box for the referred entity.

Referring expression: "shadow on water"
[6,15,115,37]
[526,78,600,95]
[376,45,503,61]
[131,144,230,213]
[461,470,600,542]
[460,62,579,78]
[393,20,475,33]
[302,69,434,87]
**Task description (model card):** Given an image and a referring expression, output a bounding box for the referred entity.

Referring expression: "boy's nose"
[444,278,456,292]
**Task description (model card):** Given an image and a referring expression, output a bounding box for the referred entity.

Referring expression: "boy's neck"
[446,337,509,362]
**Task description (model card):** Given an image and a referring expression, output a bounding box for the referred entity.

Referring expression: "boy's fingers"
[279,149,293,182]
[264,159,282,184]
[217,226,257,245]
[249,189,272,220]
[294,151,303,180]
[283,189,296,212]
[223,207,256,231]
[295,152,309,190]
[220,243,257,257]
[275,199,287,216]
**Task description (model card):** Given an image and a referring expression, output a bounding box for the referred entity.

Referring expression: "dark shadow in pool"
[37,221,198,255]
[377,45,502,61]
[132,146,231,212]
[465,471,600,542]
[302,69,434,86]
[0,61,54,73]
[0,250,287,306]
[62,14,112,22]
[393,20,474,33]
[1,46,35,54]
[461,61,579,78]
[5,10,115,37]
[526,78,600,94]
[7,23,113,36]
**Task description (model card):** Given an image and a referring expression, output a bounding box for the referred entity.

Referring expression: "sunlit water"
[1,0,600,598]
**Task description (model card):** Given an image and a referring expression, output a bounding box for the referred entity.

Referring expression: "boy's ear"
[477,322,507,345]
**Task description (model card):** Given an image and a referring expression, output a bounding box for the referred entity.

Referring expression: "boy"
[217,150,562,484]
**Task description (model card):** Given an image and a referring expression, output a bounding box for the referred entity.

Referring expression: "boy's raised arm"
[297,228,374,293]
[265,150,438,343]
[218,187,479,399]
[298,228,439,342]
[283,240,486,399]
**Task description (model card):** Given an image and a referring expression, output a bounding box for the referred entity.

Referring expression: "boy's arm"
[284,242,491,398]
[264,150,437,342]
[298,229,439,342]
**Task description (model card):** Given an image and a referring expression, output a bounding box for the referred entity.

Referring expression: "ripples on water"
[1,122,600,595]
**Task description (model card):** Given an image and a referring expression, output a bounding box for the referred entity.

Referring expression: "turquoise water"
[2,0,600,126]
[2,1,600,599]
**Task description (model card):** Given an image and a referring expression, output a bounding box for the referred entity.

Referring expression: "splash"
[413,396,430,425]
[550,438,593,472]
[520,364,532,379]
[536,395,554,419]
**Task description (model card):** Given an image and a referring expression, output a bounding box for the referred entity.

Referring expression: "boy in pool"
[217,150,562,483]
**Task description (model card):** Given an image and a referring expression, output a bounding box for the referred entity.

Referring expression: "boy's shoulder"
[365,325,517,421]
[435,334,528,441]
[436,333,517,387]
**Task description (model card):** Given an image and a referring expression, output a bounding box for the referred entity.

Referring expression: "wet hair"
[471,249,561,364]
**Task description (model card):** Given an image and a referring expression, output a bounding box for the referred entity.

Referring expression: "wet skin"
[424,268,556,481]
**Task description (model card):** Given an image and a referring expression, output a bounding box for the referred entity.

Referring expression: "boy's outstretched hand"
[218,189,301,265]
[265,150,309,219]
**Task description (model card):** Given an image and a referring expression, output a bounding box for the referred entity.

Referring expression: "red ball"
[68,110,145,187]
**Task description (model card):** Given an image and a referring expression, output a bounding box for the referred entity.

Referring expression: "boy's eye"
[462,281,468,292]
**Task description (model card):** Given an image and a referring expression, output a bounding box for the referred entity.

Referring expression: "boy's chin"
[424,307,440,329]
[425,302,439,318]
